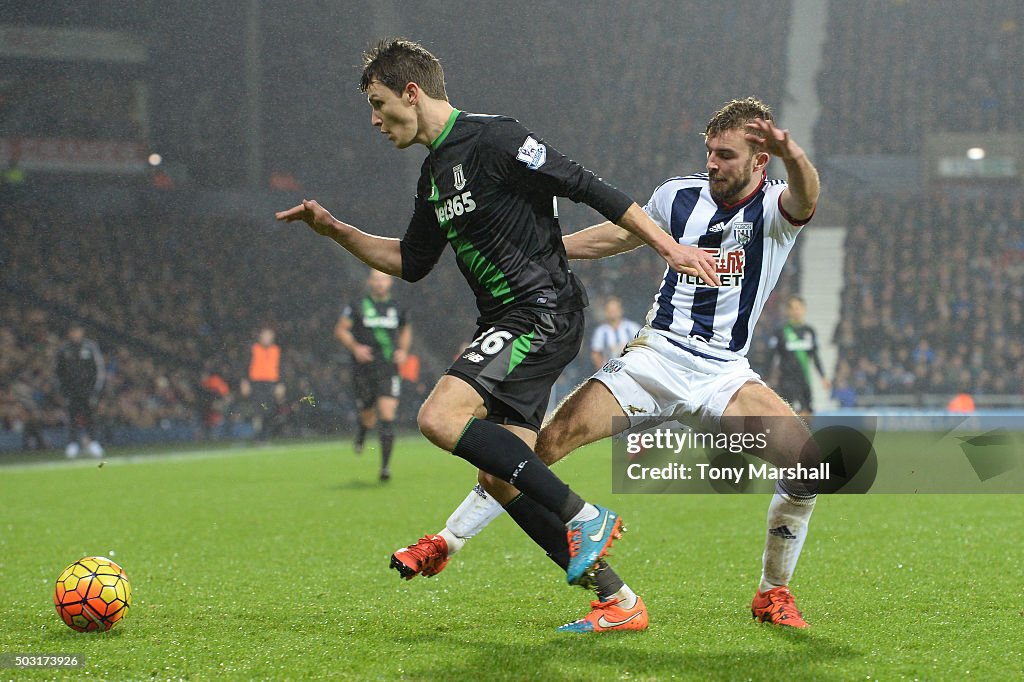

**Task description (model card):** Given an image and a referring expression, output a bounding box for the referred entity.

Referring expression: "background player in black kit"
[769,295,830,416]
[276,38,720,625]
[55,324,106,458]
[336,269,410,481]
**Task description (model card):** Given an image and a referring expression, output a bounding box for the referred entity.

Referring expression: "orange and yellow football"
[53,556,132,632]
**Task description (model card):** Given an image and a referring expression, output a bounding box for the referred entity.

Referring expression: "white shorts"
[591,329,763,426]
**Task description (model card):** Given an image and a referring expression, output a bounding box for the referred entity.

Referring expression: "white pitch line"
[0,441,345,473]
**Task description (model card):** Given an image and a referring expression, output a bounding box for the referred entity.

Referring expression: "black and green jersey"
[398,110,633,324]
[341,296,407,363]
[770,322,825,387]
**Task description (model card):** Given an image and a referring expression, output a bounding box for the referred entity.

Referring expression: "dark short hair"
[359,38,447,100]
[704,97,773,142]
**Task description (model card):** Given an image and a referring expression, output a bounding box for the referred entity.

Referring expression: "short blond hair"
[704,97,774,145]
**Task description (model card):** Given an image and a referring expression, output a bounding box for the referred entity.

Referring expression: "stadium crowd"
[5,0,1024,450]
[0,204,460,447]
[10,190,1019,447]
[816,0,1023,154]
[833,193,1024,402]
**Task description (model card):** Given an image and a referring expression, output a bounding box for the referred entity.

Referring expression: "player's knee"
[416,402,457,450]
[536,420,571,465]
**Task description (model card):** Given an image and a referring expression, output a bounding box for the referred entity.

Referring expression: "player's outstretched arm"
[563,207,721,285]
[744,118,819,222]
[615,204,721,286]
[562,221,643,260]
[275,200,403,276]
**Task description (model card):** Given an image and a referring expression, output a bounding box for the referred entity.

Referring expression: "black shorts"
[250,381,277,411]
[777,379,813,413]
[447,308,584,431]
[65,393,95,429]
[352,361,401,410]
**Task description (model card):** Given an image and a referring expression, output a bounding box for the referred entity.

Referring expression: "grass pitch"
[2,437,1022,680]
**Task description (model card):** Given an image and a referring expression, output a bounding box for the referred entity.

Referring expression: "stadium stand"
[6,0,1022,449]
[816,1,1023,155]
[0,201,460,447]
[832,193,1024,405]
[1,1,798,449]
[816,1,1024,405]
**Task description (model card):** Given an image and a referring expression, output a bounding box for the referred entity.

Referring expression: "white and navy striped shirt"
[591,319,642,359]
[641,172,809,361]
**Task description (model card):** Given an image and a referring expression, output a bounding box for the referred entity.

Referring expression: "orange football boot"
[390,534,449,580]
[751,586,809,628]
[557,596,648,633]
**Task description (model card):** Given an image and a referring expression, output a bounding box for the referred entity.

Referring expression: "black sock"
[452,418,573,519]
[593,560,626,602]
[504,493,570,570]
[379,420,394,469]
[559,490,585,523]
[355,422,369,446]
[505,494,626,600]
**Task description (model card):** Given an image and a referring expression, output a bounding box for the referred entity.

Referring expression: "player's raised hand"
[744,118,802,161]
[275,199,339,237]
[666,243,721,287]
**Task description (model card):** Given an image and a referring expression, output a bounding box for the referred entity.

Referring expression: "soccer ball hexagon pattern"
[54,556,132,632]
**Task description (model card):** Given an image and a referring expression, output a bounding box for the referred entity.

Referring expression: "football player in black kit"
[55,324,106,458]
[276,38,719,629]
[769,295,830,416]
[336,269,411,480]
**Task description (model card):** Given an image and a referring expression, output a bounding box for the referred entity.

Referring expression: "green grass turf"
[2,437,1023,680]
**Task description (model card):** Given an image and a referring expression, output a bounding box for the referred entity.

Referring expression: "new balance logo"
[769,525,797,540]
[462,351,485,363]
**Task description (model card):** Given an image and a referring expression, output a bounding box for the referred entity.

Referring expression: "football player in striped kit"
[590,296,642,370]
[396,98,822,631]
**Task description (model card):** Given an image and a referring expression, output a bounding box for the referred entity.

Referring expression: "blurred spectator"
[198,364,231,440]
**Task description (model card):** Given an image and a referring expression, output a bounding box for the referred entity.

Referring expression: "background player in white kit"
[589,296,642,370]
[394,98,822,631]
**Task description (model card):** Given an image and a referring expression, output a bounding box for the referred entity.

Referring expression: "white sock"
[759,491,816,592]
[441,484,505,555]
[568,502,600,526]
[437,527,465,555]
[609,584,638,609]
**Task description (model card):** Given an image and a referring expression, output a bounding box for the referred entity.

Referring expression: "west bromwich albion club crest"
[734,221,753,245]
[453,163,467,191]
